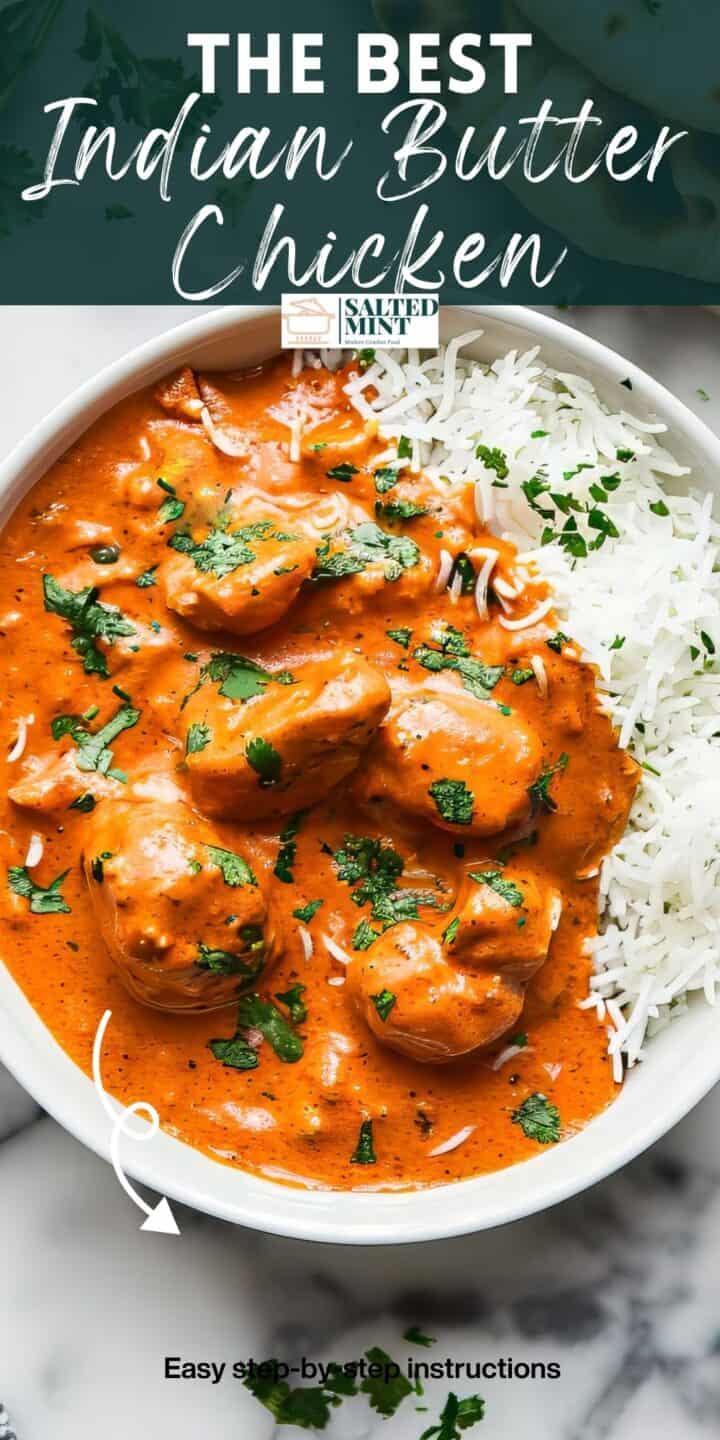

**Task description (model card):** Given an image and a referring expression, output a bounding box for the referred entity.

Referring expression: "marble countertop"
[1,307,719,1440]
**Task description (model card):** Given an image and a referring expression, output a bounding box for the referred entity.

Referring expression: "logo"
[281,294,439,349]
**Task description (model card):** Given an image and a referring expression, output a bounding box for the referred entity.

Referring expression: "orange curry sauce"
[0,355,638,1190]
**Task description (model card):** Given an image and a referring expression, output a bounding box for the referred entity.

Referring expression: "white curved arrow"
[92,1009,180,1235]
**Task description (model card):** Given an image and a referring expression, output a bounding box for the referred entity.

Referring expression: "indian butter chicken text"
[0,356,638,1189]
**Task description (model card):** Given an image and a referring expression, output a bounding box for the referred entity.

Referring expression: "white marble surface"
[1,307,719,1440]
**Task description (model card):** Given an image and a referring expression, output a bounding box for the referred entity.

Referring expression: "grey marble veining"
[1,307,719,1439]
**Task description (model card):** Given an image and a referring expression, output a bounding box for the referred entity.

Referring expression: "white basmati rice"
[345,335,720,1071]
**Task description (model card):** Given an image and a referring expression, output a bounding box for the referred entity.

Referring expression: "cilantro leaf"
[209,1035,259,1070]
[350,1119,377,1165]
[469,870,524,907]
[275,982,307,1024]
[421,1391,486,1440]
[370,989,396,1021]
[207,845,257,887]
[135,566,158,588]
[512,668,534,685]
[53,703,140,778]
[169,518,278,577]
[201,652,293,703]
[387,627,413,649]
[511,1092,561,1144]
[243,1368,340,1429]
[197,928,265,978]
[292,899,323,923]
[186,721,211,755]
[236,993,303,1062]
[528,753,569,813]
[360,1347,412,1415]
[412,635,503,702]
[246,736,282,784]
[313,522,419,583]
[43,574,135,678]
[375,499,428,522]
[546,631,568,654]
[374,466,401,494]
[326,463,359,481]
[475,443,509,479]
[8,865,71,915]
[428,779,474,826]
[274,811,305,884]
[404,1327,436,1347]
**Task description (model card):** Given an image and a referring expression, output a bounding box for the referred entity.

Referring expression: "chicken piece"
[363,692,542,837]
[155,367,203,421]
[8,750,116,814]
[161,518,317,635]
[183,651,391,820]
[82,801,284,1012]
[349,924,523,1063]
[450,867,561,984]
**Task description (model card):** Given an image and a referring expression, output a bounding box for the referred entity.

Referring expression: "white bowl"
[1,304,719,1244]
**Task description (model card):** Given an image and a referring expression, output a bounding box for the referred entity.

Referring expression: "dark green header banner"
[2,0,719,302]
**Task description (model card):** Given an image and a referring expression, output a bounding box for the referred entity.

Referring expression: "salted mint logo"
[281,294,439,348]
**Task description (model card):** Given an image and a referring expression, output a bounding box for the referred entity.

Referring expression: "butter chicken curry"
[0,355,638,1189]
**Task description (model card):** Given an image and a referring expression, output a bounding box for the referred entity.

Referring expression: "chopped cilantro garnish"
[649,499,670,517]
[236,992,304,1062]
[207,845,257,887]
[8,865,71,915]
[186,721,211,754]
[52,703,140,779]
[69,792,96,813]
[370,989,396,1022]
[350,1119,377,1165]
[245,736,282,784]
[198,927,265,978]
[361,1347,413,1416]
[274,982,307,1024]
[469,870,524,907]
[169,518,280,577]
[442,915,460,945]
[616,448,635,462]
[274,812,305,884]
[292,899,324,923]
[475,443,508,479]
[326,463,359,482]
[313,522,419,583]
[333,834,445,939]
[397,435,413,459]
[243,1365,350,1429]
[375,498,428,522]
[208,1034,259,1070]
[701,630,715,655]
[511,667,534,685]
[428,778,474,826]
[412,631,504,701]
[697,387,710,401]
[511,1092,561,1144]
[387,627,413,649]
[531,430,549,439]
[135,566,158,588]
[404,1327,436,1348]
[374,466,401,494]
[43,574,135,678]
[357,348,376,369]
[156,478,185,523]
[420,1391,486,1440]
[545,631,568,654]
[528,753,569,813]
[609,635,625,651]
[199,652,294,703]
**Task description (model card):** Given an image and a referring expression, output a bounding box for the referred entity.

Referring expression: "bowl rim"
[1,302,719,1245]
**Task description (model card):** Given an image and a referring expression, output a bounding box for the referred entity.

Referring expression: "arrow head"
[140,1197,181,1235]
